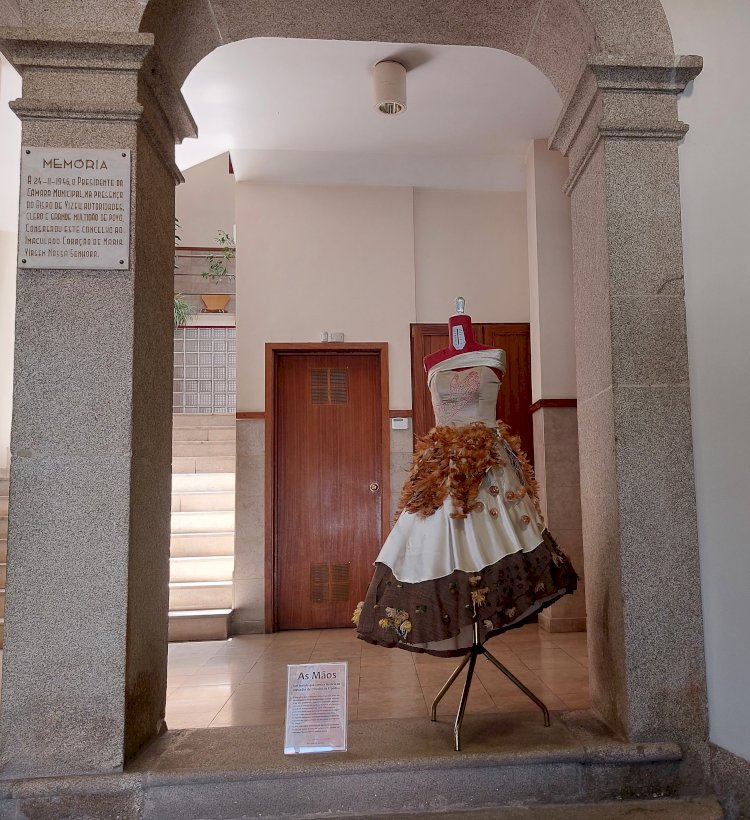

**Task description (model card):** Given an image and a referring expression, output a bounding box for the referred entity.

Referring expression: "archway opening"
[0,0,708,784]
[162,32,592,732]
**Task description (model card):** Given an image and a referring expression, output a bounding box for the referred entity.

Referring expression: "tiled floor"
[166,623,591,729]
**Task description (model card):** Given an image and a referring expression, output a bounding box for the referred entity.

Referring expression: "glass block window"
[173,327,237,414]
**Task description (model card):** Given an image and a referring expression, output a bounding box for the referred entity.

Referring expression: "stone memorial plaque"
[18,147,131,270]
[284,662,348,754]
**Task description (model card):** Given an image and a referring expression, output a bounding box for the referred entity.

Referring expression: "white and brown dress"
[354,349,578,657]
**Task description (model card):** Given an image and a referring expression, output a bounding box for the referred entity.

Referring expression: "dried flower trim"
[378,607,412,640]
[496,421,544,523]
[351,601,364,626]
[467,573,489,611]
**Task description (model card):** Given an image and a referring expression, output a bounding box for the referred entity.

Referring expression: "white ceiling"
[176,38,561,191]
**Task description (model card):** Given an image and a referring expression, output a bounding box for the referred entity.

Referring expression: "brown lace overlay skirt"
[355,530,578,657]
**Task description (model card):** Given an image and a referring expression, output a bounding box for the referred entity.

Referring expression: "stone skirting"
[0,713,716,819]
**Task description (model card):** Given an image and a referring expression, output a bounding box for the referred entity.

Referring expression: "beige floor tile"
[165,684,233,729]
[210,703,287,728]
[360,650,415,667]
[165,622,591,727]
[562,691,593,709]
[167,683,234,706]
[178,666,254,687]
[475,669,542,698]
[361,666,420,689]
[165,707,221,729]
[166,672,198,687]
[215,682,288,708]
[534,668,590,691]
[428,683,499,717]
[356,695,428,720]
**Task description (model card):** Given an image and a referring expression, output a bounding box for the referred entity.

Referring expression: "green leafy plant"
[201,230,236,282]
[173,293,193,327]
[174,217,182,270]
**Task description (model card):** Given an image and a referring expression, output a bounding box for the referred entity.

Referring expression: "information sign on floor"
[284,662,348,754]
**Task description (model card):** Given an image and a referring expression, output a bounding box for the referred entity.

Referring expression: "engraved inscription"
[18,147,131,270]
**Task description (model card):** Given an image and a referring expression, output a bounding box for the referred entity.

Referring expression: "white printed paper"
[284,662,347,754]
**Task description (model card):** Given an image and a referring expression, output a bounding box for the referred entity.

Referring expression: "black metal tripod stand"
[430,619,550,751]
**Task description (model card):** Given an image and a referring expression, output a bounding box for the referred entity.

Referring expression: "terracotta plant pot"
[200,293,232,313]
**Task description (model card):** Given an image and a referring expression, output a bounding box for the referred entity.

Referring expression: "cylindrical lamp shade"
[373,60,407,115]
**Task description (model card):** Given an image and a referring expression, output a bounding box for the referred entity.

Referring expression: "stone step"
[168,581,232,610]
[345,800,724,819]
[0,589,5,618]
[0,478,8,495]
[172,456,236,474]
[0,496,7,516]
[172,426,236,443]
[0,563,6,586]
[0,517,6,539]
[171,491,235,513]
[170,510,234,534]
[170,531,234,558]
[172,441,235,458]
[173,414,235,428]
[129,715,704,820]
[0,618,4,649]
[171,472,235,494]
[169,556,233,583]
[0,540,6,562]
[168,609,232,642]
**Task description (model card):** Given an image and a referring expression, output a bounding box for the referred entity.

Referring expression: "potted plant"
[173,293,193,327]
[200,230,235,313]
[173,218,194,326]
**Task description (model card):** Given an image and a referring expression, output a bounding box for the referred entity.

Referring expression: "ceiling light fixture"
[373,60,407,115]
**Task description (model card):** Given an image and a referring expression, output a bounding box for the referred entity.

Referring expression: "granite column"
[0,28,195,776]
[551,56,707,744]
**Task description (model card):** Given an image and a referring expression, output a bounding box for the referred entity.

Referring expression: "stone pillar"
[0,29,195,776]
[525,139,586,633]
[550,56,707,743]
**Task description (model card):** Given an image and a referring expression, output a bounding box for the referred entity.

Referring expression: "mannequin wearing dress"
[354,302,578,657]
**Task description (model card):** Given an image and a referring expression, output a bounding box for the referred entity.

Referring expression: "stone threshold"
[0,711,711,819]
[130,711,682,782]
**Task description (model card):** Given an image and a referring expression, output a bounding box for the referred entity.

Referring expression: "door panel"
[410,323,534,463]
[275,352,383,629]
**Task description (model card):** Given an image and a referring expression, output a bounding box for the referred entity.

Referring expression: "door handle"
[369,482,380,492]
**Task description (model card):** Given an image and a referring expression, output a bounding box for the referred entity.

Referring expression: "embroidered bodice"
[427,349,506,428]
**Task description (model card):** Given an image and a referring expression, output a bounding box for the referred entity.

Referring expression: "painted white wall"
[525,140,576,402]
[0,55,22,470]
[233,183,530,410]
[414,189,529,323]
[235,184,417,410]
[661,0,750,761]
[175,152,236,246]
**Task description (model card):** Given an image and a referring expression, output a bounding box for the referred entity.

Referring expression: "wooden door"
[273,351,385,629]
[410,323,534,464]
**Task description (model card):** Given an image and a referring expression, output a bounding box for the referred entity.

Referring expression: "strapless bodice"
[426,349,506,428]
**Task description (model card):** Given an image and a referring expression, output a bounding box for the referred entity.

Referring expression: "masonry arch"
[0,0,705,778]
[136,0,675,96]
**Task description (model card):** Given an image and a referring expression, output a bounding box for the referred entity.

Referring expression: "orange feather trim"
[395,421,543,523]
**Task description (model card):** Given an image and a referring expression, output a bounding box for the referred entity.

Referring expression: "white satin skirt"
[377,463,545,584]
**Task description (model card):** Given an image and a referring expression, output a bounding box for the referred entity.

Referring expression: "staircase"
[0,468,7,648]
[169,415,236,642]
